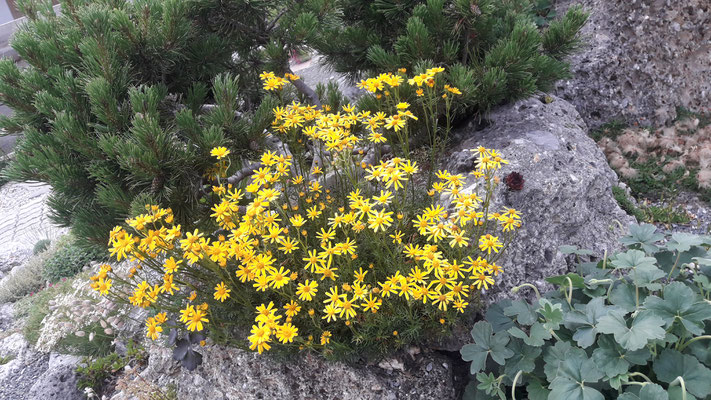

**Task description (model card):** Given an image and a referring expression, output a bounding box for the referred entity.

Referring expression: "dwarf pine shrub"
[0,0,314,249]
[311,0,588,118]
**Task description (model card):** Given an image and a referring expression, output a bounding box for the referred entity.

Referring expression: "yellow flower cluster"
[259,71,300,91]
[91,68,520,355]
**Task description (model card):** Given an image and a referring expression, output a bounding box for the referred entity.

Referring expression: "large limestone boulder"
[447,95,633,302]
[27,353,83,400]
[554,0,711,127]
[111,344,458,400]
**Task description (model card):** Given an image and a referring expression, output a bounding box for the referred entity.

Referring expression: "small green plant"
[0,238,62,303]
[14,276,74,345]
[0,154,10,188]
[612,186,645,221]
[32,238,51,255]
[76,339,146,397]
[42,239,106,283]
[612,186,690,225]
[55,321,115,358]
[643,203,691,226]
[0,354,15,365]
[589,120,627,142]
[460,223,711,399]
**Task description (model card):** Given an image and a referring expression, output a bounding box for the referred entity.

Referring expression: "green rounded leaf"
[597,310,666,351]
[644,282,711,336]
[461,321,514,374]
[653,349,711,398]
[549,348,604,400]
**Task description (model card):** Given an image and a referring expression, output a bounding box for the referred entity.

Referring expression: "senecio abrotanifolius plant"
[90,68,524,366]
[460,223,711,400]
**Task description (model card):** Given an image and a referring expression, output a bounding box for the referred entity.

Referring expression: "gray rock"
[0,303,14,331]
[554,0,711,128]
[27,353,83,400]
[0,333,50,400]
[0,249,32,274]
[447,95,633,303]
[111,344,456,400]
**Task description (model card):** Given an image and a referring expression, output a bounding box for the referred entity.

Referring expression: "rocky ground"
[0,180,79,400]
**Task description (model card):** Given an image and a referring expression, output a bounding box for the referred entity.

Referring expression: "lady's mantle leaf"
[620,223,664,253]
[504,338,542,375]
[548,348,604,400]
[485,299,514,332]
[538,298,564,330]
[609,282,644,312]
[460,321,514,374]
[508,322,551,347]
[653,349,711,398]
[546,273,585,289]
[543,340,573,382]
[644,282,711,335]
[596,310,665,351]
[591,335,650,378]
[617,383,669,400]
[611,249,658,270]
[504,299,538,325]
[563,297,611,348]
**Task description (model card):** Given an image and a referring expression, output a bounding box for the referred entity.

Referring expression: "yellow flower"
[367,209,394,233]
[163,257,182,274]
[145,317,162,340]
[384,114,406,132]
[95,278,112,295]
[248,322,272,354]
[320,331,332,345]
[472,273,495,290]
[186,308,208,331]
[284,300,301,317]
[214,282,231,302]
[361,294,382,313]
[478,234,503,254]
[210,146,230,160]
[322,304,339,322]
[389,230,404,244]
[276,323,298,344]
[267,266,291,289]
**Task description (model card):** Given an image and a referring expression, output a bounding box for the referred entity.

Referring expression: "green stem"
[511,283,541,300]
[565,276,573,307]
[627,372,652,383]
[511,370,523,400]
[668,252,682,280]
[678,335,711,351]
[670,376,687,400]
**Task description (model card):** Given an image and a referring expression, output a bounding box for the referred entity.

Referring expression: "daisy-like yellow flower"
[367,209,394,233]
[186,308,209,331]
[361,294,382,313]
[145,317,162,340]
[96,278,112,295]
[248,322,272,354]
[472,273,495,290]
[214,282,231,302]
[322,304,340,322]
[210,146,230,160]
[276,323,298,344]
[284,300,301,317]
[478,234,503,254]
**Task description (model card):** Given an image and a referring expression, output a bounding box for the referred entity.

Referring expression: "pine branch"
[266,8,289,32]
[287,67,321,109]
[226,162,262,185]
